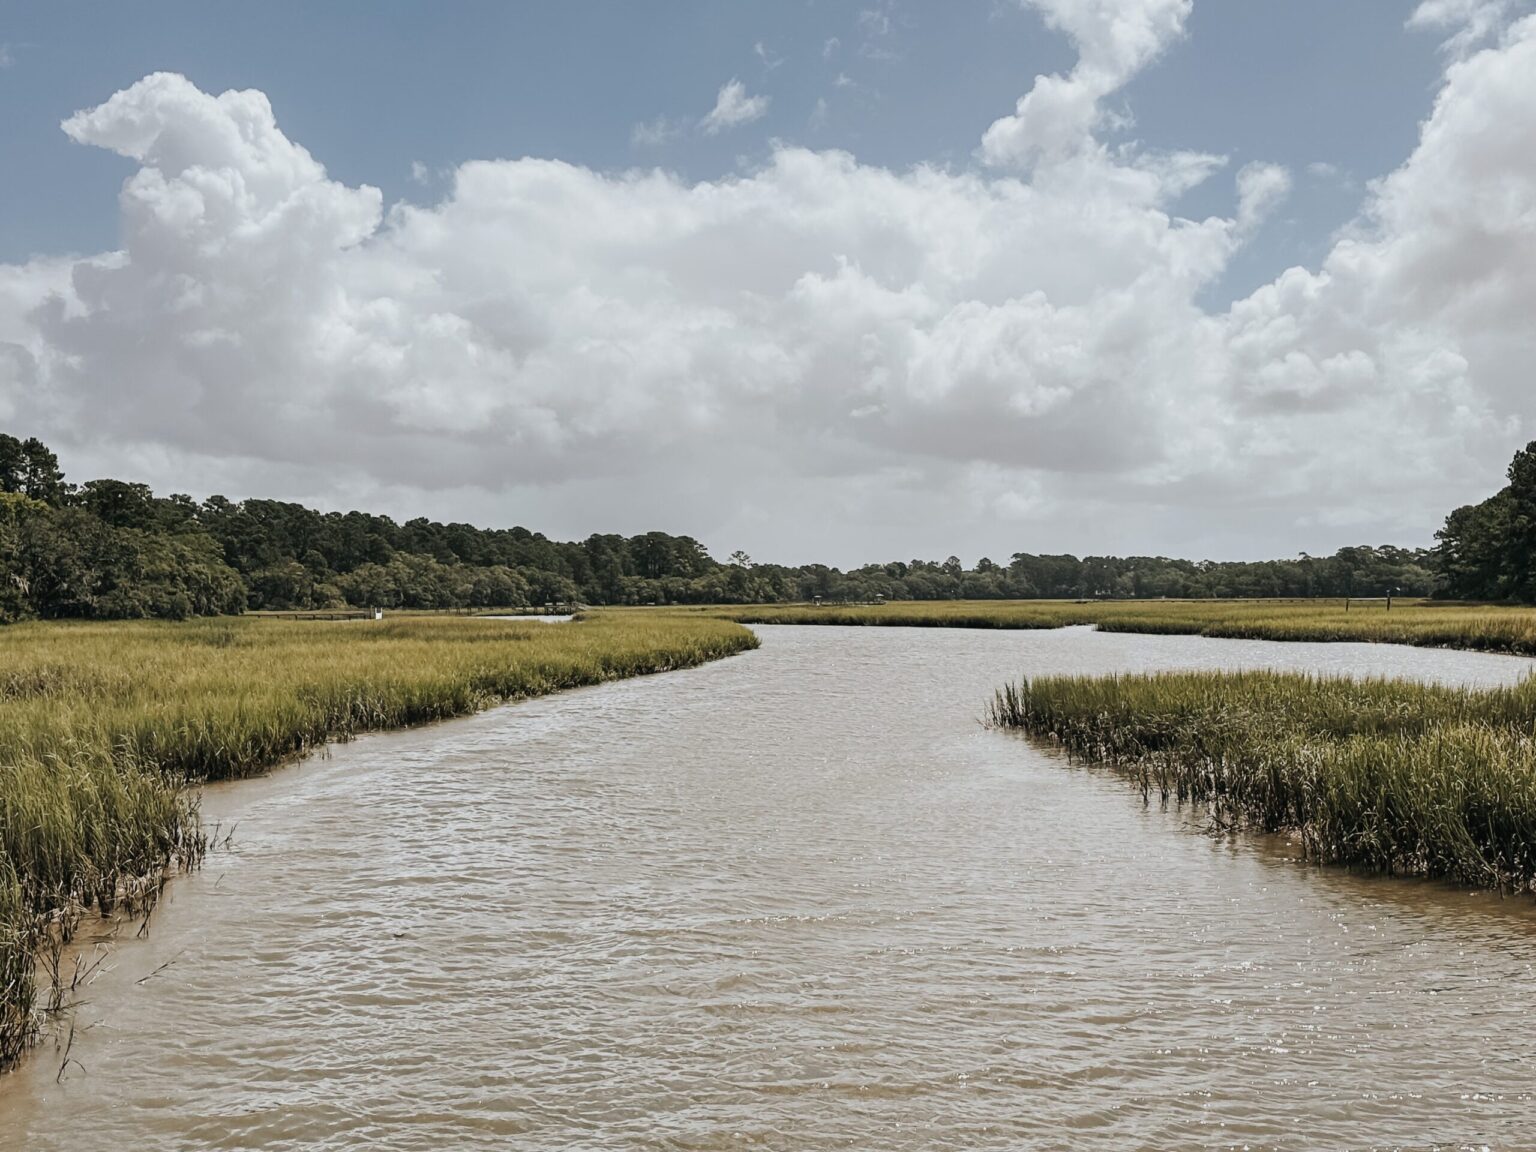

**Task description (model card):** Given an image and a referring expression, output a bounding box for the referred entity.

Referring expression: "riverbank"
[702,598,1536,655]
[989,668,1536,891]
[0,613,758,1070]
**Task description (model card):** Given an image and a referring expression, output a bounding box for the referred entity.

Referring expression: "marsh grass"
[989,669,1536,892]
[710,598,1536,655]
[0,613,756,1069]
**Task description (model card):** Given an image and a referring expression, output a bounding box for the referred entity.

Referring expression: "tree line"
[1435,441,1536,601]
[0,430,1483,623]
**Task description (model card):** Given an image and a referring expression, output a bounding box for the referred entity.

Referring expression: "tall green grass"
[711,598,1536,655]
[989,669,1536,891]
[0,613,757,1068]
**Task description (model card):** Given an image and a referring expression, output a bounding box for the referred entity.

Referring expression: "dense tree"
[0,435,70,505]
[0,436,25,495]
[78,479,157,528]
[0,492,245,622]
[1435,441,1536,602]
[0,430,1461,623]
[19,438,69,505]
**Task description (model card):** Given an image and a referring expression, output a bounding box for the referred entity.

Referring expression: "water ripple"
[3,626,1536,1150]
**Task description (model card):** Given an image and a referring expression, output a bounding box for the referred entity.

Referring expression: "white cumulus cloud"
[0,5,1534,564]
[982,0,1192,169]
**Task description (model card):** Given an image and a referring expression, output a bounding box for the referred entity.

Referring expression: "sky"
[1,0,1534,566]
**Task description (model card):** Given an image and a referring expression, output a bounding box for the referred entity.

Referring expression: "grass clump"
[0,612,756,1068]
[710,598,1536,656]
[988,669,1536,892]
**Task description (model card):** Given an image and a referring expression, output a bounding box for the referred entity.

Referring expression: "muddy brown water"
[3,625,1536,1151]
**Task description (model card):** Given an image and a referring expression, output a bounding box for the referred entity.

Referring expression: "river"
[2,625,1535,1150]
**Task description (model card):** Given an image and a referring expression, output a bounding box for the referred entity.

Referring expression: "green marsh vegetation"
[713,598,1536,656]
[0,612,757,1069]
[988,669,1536,893]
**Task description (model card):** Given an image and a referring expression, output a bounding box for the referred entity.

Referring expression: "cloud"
[858,7,893,37]
[0,43,13,69]
[639,78,770,149]
[2,9,1535,564]
[754,41,784,71]
[982,0,1192,169]
[630,115,682,148]
[700,79,770,135]
[1234,162,1291,234]
[1408,0,1525,55]
[855,2,906,62]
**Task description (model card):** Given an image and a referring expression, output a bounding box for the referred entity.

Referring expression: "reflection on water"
[2,626,1535,1150]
